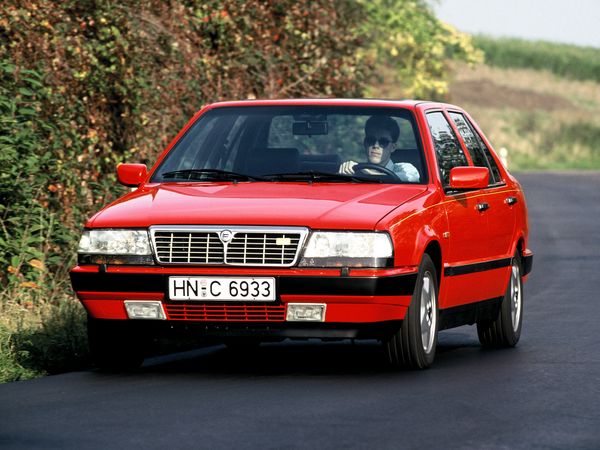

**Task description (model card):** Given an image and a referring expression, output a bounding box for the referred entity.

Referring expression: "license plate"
[169,277,276,301]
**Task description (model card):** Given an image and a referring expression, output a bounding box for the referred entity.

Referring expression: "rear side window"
[426,112,468,186]
[449,112,502,184]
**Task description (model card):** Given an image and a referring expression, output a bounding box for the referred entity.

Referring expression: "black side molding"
[444,257,512,277]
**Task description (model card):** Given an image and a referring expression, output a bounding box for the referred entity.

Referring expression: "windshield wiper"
[262,171,382,183]
[160,169,265,182]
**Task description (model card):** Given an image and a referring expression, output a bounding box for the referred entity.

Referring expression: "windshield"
[151,106,426,184]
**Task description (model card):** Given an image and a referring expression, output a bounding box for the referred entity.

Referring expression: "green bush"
[474,35,600,82]
[1,0,372,381]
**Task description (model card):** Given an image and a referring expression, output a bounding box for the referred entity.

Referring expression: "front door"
[425,111,497,307]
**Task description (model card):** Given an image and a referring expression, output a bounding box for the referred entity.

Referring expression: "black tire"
[477,255,523,347]
[87,318,146,371]
[385,254,439,369]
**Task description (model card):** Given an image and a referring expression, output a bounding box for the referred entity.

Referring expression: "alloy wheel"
[420,271,437,353]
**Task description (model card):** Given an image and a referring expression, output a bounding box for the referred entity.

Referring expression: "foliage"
[474,35,600,83]
[0,61,74,289]
[0,0,480,381]
[361,0,482,99]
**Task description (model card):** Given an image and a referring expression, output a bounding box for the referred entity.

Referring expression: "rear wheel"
[385,254,439,369]
[477,255,523,347]
[87,318,146,371]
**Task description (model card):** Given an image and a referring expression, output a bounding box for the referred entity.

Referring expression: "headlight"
[298,231,393,268]
[78,229,153,265]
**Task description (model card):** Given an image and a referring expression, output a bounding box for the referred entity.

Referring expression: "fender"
[386,202,448,268]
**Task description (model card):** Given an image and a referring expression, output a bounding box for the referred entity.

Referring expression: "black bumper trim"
[70,271,418,297]
[88,318,401,340]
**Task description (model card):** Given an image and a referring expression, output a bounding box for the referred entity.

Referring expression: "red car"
[70,99,533,370]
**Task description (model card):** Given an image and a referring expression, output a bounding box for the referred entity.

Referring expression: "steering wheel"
[353,163,398,181]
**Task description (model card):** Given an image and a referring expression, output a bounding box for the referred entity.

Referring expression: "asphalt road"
[1,172,599,449]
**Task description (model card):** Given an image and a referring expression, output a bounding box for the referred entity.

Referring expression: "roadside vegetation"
[473,36,600,83]
[370,36,600,170]
[448,39,600,170]
[0,0,479,382]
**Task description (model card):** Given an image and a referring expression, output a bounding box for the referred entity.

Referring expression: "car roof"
[203,98,462,111]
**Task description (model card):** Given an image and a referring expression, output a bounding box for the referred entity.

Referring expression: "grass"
[448,63,600,170]
[473,36,600,83]
[0,289,89,383]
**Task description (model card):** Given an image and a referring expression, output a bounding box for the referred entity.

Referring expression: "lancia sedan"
[70,99,533,370]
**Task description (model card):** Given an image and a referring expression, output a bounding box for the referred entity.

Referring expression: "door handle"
[505,196,518,205]
[476,202,490,212]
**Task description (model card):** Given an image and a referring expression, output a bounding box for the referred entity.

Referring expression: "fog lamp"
[286,303,326,322]
[125,301,166,320]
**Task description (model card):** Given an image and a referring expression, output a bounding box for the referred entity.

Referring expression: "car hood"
[89,182,427,230]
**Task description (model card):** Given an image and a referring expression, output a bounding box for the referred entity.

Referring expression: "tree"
[359,0,482,99]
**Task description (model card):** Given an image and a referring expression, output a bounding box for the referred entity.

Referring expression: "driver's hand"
[339,161,357,175]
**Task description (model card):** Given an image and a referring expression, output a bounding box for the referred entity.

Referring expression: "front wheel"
[477,255,523,347]
[385,254,439,369]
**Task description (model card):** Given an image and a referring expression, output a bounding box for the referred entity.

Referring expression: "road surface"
[1,172,599,449]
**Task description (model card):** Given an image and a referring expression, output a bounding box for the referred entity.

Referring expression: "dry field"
[448,63,600,170]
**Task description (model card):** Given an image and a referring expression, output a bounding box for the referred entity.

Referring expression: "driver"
[338,116,420,182]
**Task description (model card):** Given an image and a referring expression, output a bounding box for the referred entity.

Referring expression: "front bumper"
[70,265,417,326]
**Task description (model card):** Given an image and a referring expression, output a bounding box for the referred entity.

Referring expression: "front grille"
[227,233,300,265]
[165,303,286,322]
[150,226,308,266]
[153,231,224,264]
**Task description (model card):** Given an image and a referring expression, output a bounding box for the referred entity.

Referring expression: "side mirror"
[117,163,147,187]
[449,166,489,190]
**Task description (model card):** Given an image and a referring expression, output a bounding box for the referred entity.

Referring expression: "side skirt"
[439,297,502,331]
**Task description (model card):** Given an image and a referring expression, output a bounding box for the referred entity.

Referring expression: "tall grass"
[0,291,89,382]
[474,35,600,83]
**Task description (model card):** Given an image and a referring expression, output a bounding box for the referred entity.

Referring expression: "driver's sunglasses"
[364,135,392,147]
